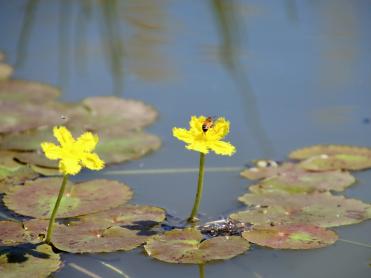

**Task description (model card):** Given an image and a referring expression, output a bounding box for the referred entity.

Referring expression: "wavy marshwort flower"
[173,116,236,222]
[41,126,104,243]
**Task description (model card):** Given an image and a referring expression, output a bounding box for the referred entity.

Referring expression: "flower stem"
[188,152,205,223]
[198,264,205,278]
[45,174,68,244]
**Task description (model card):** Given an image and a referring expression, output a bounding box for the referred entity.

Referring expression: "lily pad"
[0,165,39,193]
[0,151,25,169]
[0,63,13,80]
[0,244,61,277]
[4,178,133,219]
[1,128,161,166]
[0,101,63,134]
[249,169,355,194]
[23,219,150,253]
[0,221,28,246]
[242,224,338,249]
[79,204,166,228]
[289,145,371,160]
[299,154,371,171]
[0,80,60,103]
[234,193,371,227]
[30,165,61,176]
[72,96,158,132]
[241,163,292,180]
[144,228,250,264]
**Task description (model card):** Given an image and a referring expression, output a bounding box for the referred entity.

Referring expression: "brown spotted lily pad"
[144,228,250,264]
[4,178,133,219]
[289,145,371,160]
[0,165,38,193]
[0,221,28,246]
[249,169,355,194]
[0,244,61,277]
[234,193,371,227]
[299,154,371,171]
[0,80,60,103]
[242,224,338,249]
[240,161,288,180]
[79,204,166,228]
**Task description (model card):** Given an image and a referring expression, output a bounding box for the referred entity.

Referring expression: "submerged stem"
[45,174,68,244]
[188,153,206,223]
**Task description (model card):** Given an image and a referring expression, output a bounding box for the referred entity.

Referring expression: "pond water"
[1,0,371,277]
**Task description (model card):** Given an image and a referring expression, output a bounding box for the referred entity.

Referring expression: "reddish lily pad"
[79,204,166,228]
[0,80,60,103]
[144,228,250,264]
[241,162,292,180]
[299,154,371,171]
[72,97,158,132]
[0,101,63,133]
[235,193,371,227]
[289,145,371,160]
[242,224,338,249]
[249,169,355,194]
[0,221,28,246]
[0,244,61,277]
[4,178,133,219]
[0,63,13,80]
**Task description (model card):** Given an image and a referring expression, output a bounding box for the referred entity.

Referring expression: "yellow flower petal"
[189,116,205,132]
[59,158,82,175]
[186,142,209,154]
[211,117,230,140]
[76,132,99,152]
[172,128,194,144]
[208,141,236,156]
[81,153,105,170]
[53,126,75,146]
[40,142,62,160]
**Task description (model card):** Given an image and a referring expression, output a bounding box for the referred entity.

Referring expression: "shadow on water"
[211,0,274,158]
[0,243,49,263]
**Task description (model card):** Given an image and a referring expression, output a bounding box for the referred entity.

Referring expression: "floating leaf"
[0,221,27,246]
[234,193,371,227]
[1,128,161,166]
[241,163,293,180]
[242,224,338,249]
[0,151,25,169]
[0,244,61,277]
[24,219,150,253]
[0,80,59,103]
[0,101,62,133]
[0,63,13,80]
[144,228,250,264]
[30,165,61,176]
[79,204,166,228]
[289,145,371,160]
[299,154,371,171]
[4,178,133,219]
[73,96,158,132]
[0,165,39,193]
[249,169,355,194]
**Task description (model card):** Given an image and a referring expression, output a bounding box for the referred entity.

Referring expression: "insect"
[202,116,215,133]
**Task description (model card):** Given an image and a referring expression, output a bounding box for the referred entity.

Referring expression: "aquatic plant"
[173,116,235,222]
[40,126,104,243]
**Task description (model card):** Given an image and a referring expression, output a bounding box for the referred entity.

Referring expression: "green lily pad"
[0,151,25,169]
[299,154,371,171]
[241,163,292,180]
[4,178,133,219]
[249,169,355,194]
[0,165,39,193]
[0,244,61,277]
[0,101,63,134]
[289,145,371,160]
[71,96,158,132]
[0,80,60,103]
[0,63,13,80]
[1,128,161,166]
[144,228,250,264]
[23,219,150,253]
[0,221,28,246]
[242,224,338,249]
[79,204,166,228]
[234,193,371,227]
[30,165,61,177]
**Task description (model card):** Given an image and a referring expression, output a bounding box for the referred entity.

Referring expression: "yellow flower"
[173,116,236,156]
[41,126,105,175]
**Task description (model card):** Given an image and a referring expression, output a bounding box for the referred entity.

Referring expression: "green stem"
[198,264,205,278]
[188,152,205,223]
[45,174,68,244]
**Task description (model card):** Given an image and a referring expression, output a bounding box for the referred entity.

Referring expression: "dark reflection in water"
[211,0,274,157]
